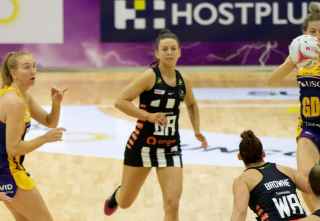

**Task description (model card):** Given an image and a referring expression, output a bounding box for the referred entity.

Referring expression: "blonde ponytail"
[309,2,320,14]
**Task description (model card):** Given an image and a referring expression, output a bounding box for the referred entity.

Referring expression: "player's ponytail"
[1,52,15,87]
[239,130,263,165]
[302,2,320,32]
[309,2,320,15]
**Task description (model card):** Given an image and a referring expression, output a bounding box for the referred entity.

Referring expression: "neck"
[158,63,175,77]
[11,82,28,96]
[245,161,266,169]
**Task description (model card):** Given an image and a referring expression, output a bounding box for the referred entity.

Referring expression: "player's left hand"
[195,132,208,149]
[51,87,68,105]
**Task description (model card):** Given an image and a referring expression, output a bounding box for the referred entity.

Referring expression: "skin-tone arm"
[268,57,296,85]
[114,69,167,125]
[184,77,208,148]
[300,215,319,221]
[6,95,65,157]
[27,88,67,128]
[231,177,250,221]
[278,165,312,194]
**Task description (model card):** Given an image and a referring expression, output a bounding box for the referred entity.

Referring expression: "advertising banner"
[101,0,310,42]
[0,0,314,67]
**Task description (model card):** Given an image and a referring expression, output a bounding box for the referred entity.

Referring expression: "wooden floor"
[0,67,300,221]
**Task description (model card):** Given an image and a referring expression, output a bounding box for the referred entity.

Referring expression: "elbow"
[186,101,196,109]
[45,115,58,128]
[7,146,20,158]
[114,99,125,110]
[188,102,198,112]
[267,79,274,87]
[232,211,247,221]
[47,122,58,128]
[114,99,120,109]
[268,75,278,86]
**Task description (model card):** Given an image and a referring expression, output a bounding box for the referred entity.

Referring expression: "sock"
[108,186,121,208]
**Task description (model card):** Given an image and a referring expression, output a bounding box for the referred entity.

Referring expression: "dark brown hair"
[302,2,320,32]
[239,130,263,165]
[154,29,180,50]
[150,29,181,67]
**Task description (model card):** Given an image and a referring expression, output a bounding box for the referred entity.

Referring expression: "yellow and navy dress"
[296,61,320,149]
[0,86,35,197]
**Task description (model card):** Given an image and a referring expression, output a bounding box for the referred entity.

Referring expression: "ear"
[177,47,181,59]
[10,69,17,80]
[262,151,266,158]
[155,49,160,60]
[237,152,242,160]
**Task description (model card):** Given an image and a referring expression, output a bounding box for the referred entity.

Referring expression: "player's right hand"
[147,113,167,126]
[43,128,66,142]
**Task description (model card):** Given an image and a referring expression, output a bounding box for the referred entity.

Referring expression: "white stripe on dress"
[157,148,167,167]
[173,155,181,167]
[141,147,151,167]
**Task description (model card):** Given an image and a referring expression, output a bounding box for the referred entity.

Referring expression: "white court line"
[31,106,297,167]
[98,103,297,109]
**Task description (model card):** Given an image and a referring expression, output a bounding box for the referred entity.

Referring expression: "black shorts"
[124,145,183,168]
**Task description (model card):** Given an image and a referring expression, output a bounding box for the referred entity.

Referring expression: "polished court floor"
[0,67,301,221]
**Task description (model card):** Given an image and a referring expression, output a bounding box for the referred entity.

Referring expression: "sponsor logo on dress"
[154,89,165,95]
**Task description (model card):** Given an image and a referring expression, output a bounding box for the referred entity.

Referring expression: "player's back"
[247,162,306,221]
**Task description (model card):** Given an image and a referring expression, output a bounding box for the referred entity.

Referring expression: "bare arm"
[278,165,312,193]
[6,96,65,157]
[289,167,312,194]
[28,88,66,128]
[114,70,166,125]
[231,177,250,221]
[268,57,296,85]
[184,77,208,147]
[294,171,312,194]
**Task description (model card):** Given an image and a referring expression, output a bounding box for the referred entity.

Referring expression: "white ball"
[288,34,319,68]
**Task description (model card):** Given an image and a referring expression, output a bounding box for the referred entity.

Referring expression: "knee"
[118,199,134,209]
[163,197,180,212]
[34,213,53,221]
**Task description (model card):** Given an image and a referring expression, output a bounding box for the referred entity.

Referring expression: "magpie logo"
[115,0,166,30]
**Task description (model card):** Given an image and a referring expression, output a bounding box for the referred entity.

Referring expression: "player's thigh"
[156,167,183,200]
[119,165,151,202]
[4,202,29,221]
[297,137,320,175]
[6,187,53,221]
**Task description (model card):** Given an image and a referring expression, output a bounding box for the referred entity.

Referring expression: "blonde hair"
[302,2,320,32]
[1,51,31,87]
